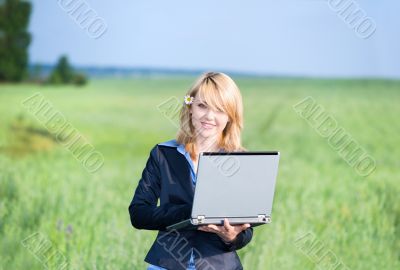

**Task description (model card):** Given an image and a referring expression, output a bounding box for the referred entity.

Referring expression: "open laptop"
[166,151,280,231]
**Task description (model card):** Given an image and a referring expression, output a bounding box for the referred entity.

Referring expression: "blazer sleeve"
[128,145,192,231]
[222,227,254,251]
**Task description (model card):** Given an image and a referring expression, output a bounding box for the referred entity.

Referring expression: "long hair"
[176,72,246,161]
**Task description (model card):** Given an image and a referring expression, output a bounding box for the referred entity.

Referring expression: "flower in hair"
[184,95,194,105]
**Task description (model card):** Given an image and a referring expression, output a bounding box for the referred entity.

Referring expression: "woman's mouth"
[201,122,216,129]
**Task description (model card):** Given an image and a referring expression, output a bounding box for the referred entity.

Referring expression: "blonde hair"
[176,72,246,161]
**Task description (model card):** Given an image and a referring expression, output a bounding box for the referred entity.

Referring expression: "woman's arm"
[128,145,191,231]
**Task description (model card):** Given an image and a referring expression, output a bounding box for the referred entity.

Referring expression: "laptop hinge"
[197,215,205,224]
[258,214,271,223]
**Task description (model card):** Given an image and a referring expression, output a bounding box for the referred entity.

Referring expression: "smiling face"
[189,97,229,142]
[177,72,244,154]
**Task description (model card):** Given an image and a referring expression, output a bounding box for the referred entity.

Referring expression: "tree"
[0,0,32,82]
[48,55,74,84]
[48,55,88,86]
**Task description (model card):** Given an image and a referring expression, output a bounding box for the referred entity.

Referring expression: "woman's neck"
[195,135,220,153]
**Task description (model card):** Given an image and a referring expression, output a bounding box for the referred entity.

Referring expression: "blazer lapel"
[161,147,195,201]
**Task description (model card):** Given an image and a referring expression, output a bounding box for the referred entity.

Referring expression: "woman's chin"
[198,131,219,139]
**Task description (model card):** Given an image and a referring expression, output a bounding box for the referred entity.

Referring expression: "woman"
[129,72,253,270]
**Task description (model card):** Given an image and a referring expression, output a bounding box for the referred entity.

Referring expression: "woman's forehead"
[195,95,216,105]
[193,96,206,103]
[196,91,220,103]
[195,84,227,109]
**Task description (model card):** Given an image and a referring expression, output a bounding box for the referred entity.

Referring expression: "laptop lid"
[191,152,280,220]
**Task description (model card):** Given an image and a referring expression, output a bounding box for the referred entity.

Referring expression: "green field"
[0,77,399,269]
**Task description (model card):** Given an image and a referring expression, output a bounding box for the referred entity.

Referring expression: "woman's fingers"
[199,222,250,233]
[198,224,225,234]
[223,218,233,231]
[206,224,221,232]
[198,226,210,232]
[241,223,251,230]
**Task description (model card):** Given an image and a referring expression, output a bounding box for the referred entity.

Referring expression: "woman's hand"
[198,218,251,243]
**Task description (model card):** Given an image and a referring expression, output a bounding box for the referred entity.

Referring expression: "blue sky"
[29,0,400,78]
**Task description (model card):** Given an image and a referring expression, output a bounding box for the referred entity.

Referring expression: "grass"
[0,77,399,269]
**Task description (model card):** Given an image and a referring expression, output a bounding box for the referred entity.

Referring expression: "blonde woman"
[129,72,253,270]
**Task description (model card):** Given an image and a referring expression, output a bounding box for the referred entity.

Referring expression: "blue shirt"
[147,139,198,270]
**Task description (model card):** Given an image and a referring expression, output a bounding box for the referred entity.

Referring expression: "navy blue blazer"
[128,142,253,270]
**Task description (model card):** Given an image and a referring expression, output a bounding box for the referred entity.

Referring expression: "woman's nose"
[205,108,215,119]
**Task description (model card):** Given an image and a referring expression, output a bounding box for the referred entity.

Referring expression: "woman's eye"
[198,103,206,108]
